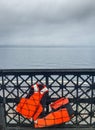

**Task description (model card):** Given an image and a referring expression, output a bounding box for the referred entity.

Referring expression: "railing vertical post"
[0,103,6,130]
[0,70,6,130]
[46,74,49,113]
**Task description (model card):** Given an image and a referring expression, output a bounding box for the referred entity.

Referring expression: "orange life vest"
[16,84,48,120]
[34,97,74,128]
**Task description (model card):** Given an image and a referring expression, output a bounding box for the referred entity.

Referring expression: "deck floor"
[5,127,95,130]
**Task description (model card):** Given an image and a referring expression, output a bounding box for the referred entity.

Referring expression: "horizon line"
[0,44,95,48]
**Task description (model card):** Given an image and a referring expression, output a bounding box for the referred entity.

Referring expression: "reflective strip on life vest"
[33,84,39,92]
[34,108,71,128]
[40,86,48,94]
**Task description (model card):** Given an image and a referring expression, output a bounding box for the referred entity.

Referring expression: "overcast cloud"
[0,0,95,46]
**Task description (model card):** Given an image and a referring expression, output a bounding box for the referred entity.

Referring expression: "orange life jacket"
[16,84,48,120]
[34,97,74,128]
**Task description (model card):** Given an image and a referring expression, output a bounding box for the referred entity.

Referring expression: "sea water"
[0,45,95,69]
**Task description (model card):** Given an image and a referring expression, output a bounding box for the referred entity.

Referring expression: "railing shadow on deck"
[0,69,95,130]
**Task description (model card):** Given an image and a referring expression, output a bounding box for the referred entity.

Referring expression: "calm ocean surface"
[0,45,95,69]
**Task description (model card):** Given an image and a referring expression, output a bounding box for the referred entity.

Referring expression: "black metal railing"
[0,69,95,128]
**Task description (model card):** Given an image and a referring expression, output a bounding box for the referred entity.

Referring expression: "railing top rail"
[0,68,95,73]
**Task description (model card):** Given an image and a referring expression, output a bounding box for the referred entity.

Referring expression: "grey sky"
[0,0,95,46]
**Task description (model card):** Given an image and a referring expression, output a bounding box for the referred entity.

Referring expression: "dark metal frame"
[0,69,95,128]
